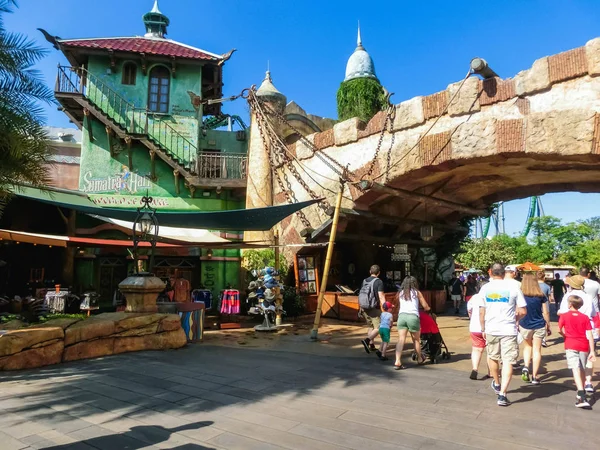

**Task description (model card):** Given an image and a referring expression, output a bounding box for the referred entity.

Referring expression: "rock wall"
[0,313,187,371]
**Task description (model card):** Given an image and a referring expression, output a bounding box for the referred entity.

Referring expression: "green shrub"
[337,78,386,123]
[282,287,306,317]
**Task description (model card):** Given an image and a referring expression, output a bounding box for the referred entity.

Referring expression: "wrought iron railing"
[196,152,247,180]
[55,66,199,173]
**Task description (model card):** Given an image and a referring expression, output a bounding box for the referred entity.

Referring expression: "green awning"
[11,186,320,231]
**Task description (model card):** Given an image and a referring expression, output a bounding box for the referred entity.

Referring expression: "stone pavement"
[0,316,598,450]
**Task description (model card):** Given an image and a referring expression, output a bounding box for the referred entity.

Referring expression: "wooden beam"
[359,181,486,216]
[331,208,467,233]
[336,232,437,248]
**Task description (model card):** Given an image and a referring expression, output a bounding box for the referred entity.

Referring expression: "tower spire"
[357,21,362,48]
[143,0,170,38]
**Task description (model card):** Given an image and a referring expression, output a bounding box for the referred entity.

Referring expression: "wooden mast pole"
[310,184,344,340]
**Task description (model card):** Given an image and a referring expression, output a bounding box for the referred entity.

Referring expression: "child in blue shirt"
[376,301,394,361]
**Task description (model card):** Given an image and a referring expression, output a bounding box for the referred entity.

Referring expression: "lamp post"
[132,195,159,274]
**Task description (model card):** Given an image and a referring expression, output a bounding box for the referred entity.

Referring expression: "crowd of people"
[357,263,599,409]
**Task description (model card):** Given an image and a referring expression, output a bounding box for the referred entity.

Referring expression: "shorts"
[361,308,381,329]
[379,327,391,343]
[470,332,486,348]
[566,349,589,370]
[486,335,518,365]
[396,313,420,333]
[519,325,547,341]
[451,295,462,302]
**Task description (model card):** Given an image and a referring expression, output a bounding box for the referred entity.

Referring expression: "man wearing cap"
[505,265,522,289]
[558,274,598,393]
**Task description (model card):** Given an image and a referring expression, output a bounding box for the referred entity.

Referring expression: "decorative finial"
[357,21,362,48]
[264,69,272,82]
[151,0,161,14]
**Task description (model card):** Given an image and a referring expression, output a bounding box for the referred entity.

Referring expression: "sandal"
[394,364,406,370]
[417,355,427,365]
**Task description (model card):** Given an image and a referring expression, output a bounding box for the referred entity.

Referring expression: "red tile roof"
[58,37,221,61]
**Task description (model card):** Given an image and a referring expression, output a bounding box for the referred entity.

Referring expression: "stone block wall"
[0,313,186,371]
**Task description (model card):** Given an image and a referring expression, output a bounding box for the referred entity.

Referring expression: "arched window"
[121,62,137,85]
[148,66,170,113]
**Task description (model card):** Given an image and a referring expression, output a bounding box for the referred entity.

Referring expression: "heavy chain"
[257,97,350,181]
[248,90,313,228]
[362,101,396,182]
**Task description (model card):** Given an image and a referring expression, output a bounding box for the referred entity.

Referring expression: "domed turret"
[337,24,385,122]
[344,25,378,82]
[256,70,287,112]
[143,0,170,38]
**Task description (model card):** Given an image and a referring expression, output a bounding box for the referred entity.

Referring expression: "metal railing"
[197,152,247,180]
[55,66,199,172]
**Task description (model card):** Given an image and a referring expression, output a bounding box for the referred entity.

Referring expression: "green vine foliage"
[336,78,386,123]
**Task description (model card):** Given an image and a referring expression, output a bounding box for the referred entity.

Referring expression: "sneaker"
[521,367,530,383]
[469,370,478,380]
[491,380,501,394]
[531,377,541,385]
[541,338,548,348]
[584,383,595,393]
[375,350,382,359]
[360,339,371,354]
[370,344,377,351]
[497,394,510,406]
[576,395,591,409]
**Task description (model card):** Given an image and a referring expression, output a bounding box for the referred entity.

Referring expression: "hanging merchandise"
[192,289,213,309]
[173,275,191,302]
[247,266,286,331]
[220,289,240,314]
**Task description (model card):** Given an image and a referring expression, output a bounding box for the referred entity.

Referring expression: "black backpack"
[358,278,379,309]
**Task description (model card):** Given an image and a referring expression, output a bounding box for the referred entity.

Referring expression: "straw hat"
[566,275,585,290]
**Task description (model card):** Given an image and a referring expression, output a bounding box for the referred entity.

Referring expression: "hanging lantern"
[132,194,159,274]
[420,224,434,242]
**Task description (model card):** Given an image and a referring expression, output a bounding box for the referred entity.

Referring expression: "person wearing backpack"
[449,273,464,315]
[360,265,386,353]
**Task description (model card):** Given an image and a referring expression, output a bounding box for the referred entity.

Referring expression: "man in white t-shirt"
[558,275,598,393]
[580,268,600,312]
[480,263,527,407]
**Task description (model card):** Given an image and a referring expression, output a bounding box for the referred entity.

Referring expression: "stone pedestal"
[118,274,165,313]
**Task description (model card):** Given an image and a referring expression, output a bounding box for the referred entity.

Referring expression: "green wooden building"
[40,1,246,303]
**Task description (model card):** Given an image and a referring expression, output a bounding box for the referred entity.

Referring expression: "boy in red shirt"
[558,295,597,408]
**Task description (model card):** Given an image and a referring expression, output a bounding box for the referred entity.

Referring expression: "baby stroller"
[412,311,451,364]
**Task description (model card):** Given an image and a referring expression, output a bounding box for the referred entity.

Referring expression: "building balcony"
[194,152,247,190]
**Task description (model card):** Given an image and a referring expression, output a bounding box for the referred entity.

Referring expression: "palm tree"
[0,0,54,217]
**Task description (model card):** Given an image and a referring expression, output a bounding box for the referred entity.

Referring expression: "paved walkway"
[0,316,598,449]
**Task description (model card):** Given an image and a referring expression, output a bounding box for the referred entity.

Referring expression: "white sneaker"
[584,383,594,393]
[576,395,591,409]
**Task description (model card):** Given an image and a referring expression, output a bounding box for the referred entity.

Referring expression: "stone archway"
[258,37,600,252]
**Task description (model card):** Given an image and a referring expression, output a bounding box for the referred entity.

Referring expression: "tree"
[455,237,517,272]
[0,0,53,216]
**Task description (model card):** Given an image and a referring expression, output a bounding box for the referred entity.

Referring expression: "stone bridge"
[250,37,600,259]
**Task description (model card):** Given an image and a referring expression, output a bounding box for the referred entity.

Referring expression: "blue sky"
[5,0,600,234]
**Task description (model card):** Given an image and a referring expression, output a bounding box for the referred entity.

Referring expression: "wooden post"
[125,137,133,170]
[149,150,156,181]
[310,185,344,340]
